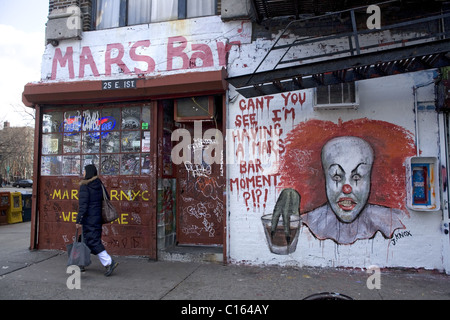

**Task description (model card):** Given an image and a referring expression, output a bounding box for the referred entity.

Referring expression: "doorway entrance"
[157,95,225,255]
[176,120,225,246]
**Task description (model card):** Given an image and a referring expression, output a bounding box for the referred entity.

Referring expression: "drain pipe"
[413,86,420,157]
[413,80,436,157]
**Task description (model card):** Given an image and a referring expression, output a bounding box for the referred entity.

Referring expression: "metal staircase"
[227,0,450,98]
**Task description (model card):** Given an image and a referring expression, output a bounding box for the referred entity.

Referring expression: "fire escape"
[227,0,450,99]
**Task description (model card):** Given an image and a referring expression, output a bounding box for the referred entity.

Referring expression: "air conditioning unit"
[174,96,216,122]
[314,82,359,110]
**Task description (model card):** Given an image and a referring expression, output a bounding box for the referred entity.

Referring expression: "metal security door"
[176,121,224,246]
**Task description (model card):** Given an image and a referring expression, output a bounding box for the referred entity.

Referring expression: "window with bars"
[41,104,152,176]
[94,0,217,30]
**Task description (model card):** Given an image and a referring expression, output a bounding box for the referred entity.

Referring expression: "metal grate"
[228,0,450,98]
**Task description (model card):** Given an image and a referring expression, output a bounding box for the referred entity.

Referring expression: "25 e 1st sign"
[102,79,138,90]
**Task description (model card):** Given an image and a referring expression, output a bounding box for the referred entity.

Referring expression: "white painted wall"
[226,31,447,270]
[39,16,251,82]
[36,14,448,271]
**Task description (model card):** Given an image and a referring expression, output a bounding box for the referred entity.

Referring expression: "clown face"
[321,137,374,223]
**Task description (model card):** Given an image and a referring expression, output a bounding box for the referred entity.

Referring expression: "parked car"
[13,179,33,188]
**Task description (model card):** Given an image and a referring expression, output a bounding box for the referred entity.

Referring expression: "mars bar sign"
[49,36,241,81]
[43,17,252,81]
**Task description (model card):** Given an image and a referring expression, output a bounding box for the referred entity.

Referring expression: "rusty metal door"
[176,121,224,246]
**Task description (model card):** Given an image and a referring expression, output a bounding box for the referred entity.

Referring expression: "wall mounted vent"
[314,82,359,110]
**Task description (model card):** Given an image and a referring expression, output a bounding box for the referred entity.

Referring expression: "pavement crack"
[159,263,201,300]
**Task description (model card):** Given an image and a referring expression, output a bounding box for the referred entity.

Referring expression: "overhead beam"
[227,39,450,89]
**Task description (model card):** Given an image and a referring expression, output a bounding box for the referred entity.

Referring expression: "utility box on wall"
[406,157,440,211]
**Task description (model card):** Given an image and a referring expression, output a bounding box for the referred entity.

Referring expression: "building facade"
[23,0,450,273]
[0,122,34,183]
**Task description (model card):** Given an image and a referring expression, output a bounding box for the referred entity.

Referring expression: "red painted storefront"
[23,69,227,260]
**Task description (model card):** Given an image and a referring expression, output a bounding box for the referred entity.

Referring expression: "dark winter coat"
[76,176,105,255]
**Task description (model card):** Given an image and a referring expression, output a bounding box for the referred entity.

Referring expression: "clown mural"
[270,118,417,253]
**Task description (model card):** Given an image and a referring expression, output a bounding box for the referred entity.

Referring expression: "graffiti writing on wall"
[51,188,150,202]
[60,211,130,224]
[51,187,149,225]
[229,92,306,211]
[390,230,413,246]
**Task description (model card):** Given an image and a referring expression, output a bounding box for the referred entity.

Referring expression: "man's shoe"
[104,260,118,277]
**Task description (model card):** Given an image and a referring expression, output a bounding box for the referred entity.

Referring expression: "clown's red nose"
[343,184,352,194]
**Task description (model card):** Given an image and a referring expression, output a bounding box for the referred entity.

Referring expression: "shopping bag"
[101,184,119,224]
[67,229,91,267]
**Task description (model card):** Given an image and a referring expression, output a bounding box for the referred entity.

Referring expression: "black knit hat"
[84,164,98,180]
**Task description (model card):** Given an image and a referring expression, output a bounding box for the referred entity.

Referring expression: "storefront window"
[63,133,81,154]
[42,134,62,155]
[122,131,141,152]
[141,153,151,175]
[82,133,101,154]
[101,108,120,132]
[122,107,141,130]
[41,104,151,176]
[82,109,102,131]
[41,156,62,176]
[101,154,120,175]
[63,110,82,133]
[62,155,81,176]
[121,153,140,175]
[102,131,120,153]
[83,155,100,170]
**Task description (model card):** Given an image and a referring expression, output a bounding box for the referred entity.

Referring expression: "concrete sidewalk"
[1,222,450,301]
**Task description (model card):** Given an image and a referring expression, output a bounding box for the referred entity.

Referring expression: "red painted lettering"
[282,91,306,107]
[239,99,247,111]
[130,40,155,74]
[190,44,213,68]
[272,109,282,122]
[167,36,189,71]
[52,47,75,80]
[240,160,263,174]
[105,43,131,76]
[285,108,295,121]
[239,96,275,111]
[216,41,240,66]
[79,46,99,78]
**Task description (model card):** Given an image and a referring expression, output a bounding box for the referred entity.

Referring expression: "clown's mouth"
[338,198,356,211]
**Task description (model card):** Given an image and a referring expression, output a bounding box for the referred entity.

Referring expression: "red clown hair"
[278,118,416,214]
